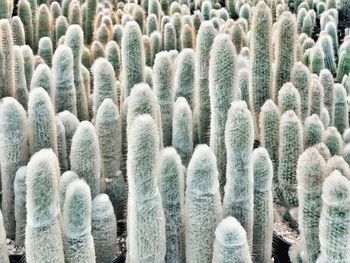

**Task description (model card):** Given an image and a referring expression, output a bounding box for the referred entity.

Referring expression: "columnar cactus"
[13,46,28,110]
[320,108,330,128]
[223,101,254,247]
[273,12,297,101]
[278,110,303,208]
[323,155,350,179]
[172,97,193,167]
[36,4,52,43]
[121,21,145,99]
[158,147,185,262]
[63,179,95,263]
[194,21,216,144]
[65,25,89,121]
[310,46,325,75]
[309,75,324,116]
[14,166,27,245]
[209,34,237,193]
[59,171,79,212]
[143,35,152,67]
[163,22,176,51]
[318,32,337,74]
[251,147,273,263]
[304,114,324,148]
[28,88,58,155]
[319,69,334,125]
[30,63,52,96]
[318,170,350,262]
[249,1,272,134]
[278,82,302,118]
[297,147,325,263]
[291,62,310,120]
[70,121,101,198]
[0,210,9,263]
[55,16,68,46]
[38,37,53,67]
[185,144,222,263]
[11,16,26,46]
[52,45,77,115]
[91,194,117,263]
[212,217,252,263]
[334,84,349,134]
[84,0,96,44]
[153,51,174,147]
[323,126,343,156]
[127,114,166,262]
[0,98,28,239]
[18,0,33,48]
[0,19,15,98]
[68,2,81,26]
[337,46,350,82]
[146,14,158,36]
[106,41,121,81]
[25,149,64,263]
[259,100,280,188]
[174,49,195,108]
[95,99,121,179]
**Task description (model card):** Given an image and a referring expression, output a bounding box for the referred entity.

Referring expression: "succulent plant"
[14,166,27,245]
[0,210,9,263]
[304,114,324,148]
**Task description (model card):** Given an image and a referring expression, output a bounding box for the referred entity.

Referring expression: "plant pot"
[272,232,292,263]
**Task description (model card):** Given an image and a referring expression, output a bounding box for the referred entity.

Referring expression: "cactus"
[106,41,121,81]
[212,216,252,263]
[174,49,195,109]
[317,32,336,75]
[320,107,330,128]
[259,100,280,189]
[278,110,303,208]
[0,210,9,263]
[344,128,350,144]
[297,147,325,263]
[323,126,343,156]
[163,22,177,51]
[194,21,216,144]
[337,47,350,82]
[59,171,79,212]
[63,179,95,263]
[11,16,25,46]
[68,2,82,26]
[18,0,33,48]
[84,0,96,44]
[122,21,145,99]
[180,24,194,49]
[104,170,126,221]
[95,99,121,179]
[143,35,152,67]
[37,4,52,43]
[319,69,334,125]
[30,63,52,96]
[91,194,117,263]
[334,84,349,134]
[278,82,301,118]
[252,147,273,263]
[95,24,110,46]
[28,88,58,155]
[317,170,350,262]
[91,40,105,60]
[65,25,89,121]
[309,75,324,116]
[0,98,28,239]
[209,34,237,193]
[249,1,272,134]
[0,19,15,98]
[25,149,64,263]
[158,147,185,262]
[323,155,350,179]
[14,166,27,245]
[153,51,174,147]
[55,16,68,46]
[150,31,162,62]
[238,68,249,105]
[70,121,100,198]
[21,45,34,93]
[185,144,222,263]
[146,14,158,36]
[223,101,254,247]
[273,12,297,101]
[127,114,166,262]
[172,97,193,167]
[13,46,28,110]
[291,62,310,120]
[52,45,77,115]
[304,114,324,148]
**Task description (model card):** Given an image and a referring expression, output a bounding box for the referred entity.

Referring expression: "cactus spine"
[63,179,95,263]
[127,114,166,262]
[25,149,64,263]
[223,101,254,248]
[297,147,325,263]
[249,1,272,134]
[0,98,28,239]
[251,147,273,263]
[158,147,185,262]
[185,144,222,263]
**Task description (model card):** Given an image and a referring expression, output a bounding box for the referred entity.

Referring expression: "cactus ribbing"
[297,147,325,263]
[127,114,166,262]
[0,98,28,239]
[70,121,100,198]
[25,149,64,263]
[185,144,222,263]
[158,147,185,262]
[63,179,95,263]
[252,147,273,263]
